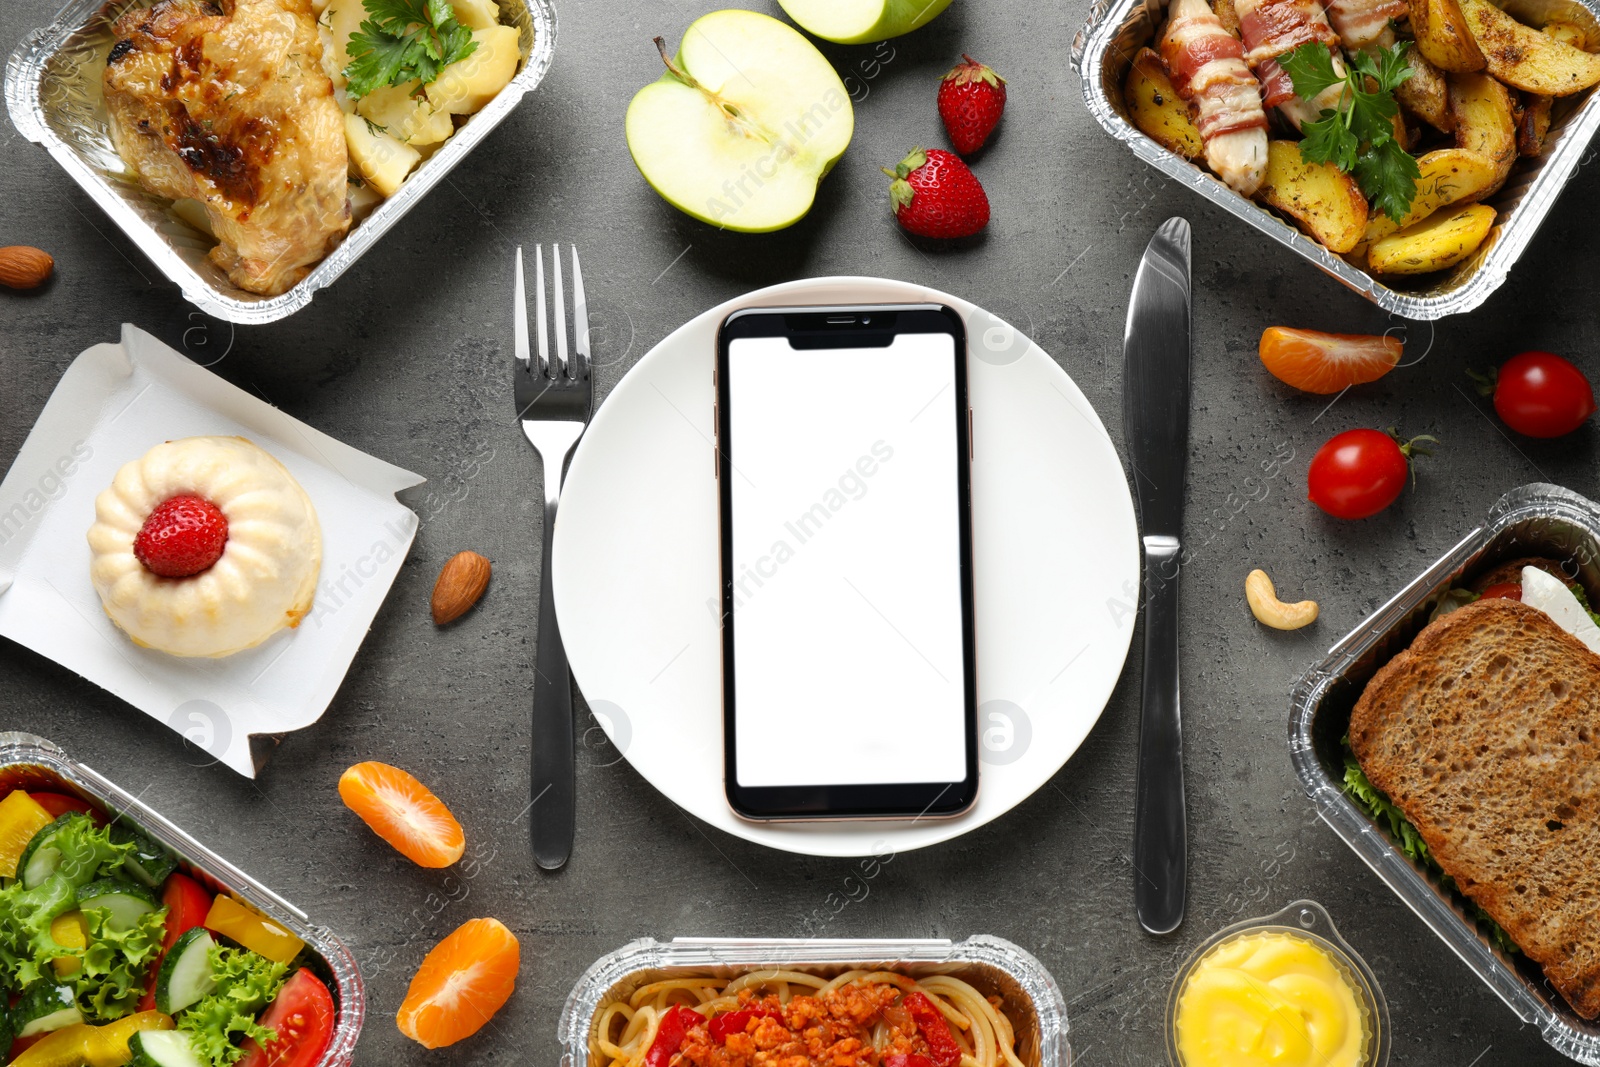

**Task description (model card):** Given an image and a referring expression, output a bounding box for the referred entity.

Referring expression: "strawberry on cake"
[87,436,322,657]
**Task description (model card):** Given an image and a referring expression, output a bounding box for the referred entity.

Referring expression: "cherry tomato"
[1307,429,1433,520]
[1491,351,1595,437]
[1480,582,1523,601]
[27,793,99,822]
[237,969,336,1067]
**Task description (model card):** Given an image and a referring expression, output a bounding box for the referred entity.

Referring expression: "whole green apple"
[625,10,854,232]
[778,0,956,44]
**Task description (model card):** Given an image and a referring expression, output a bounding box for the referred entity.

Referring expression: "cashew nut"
[1246,569,1319,630]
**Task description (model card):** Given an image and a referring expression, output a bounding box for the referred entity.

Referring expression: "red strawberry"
[133,495,229,578]
[884,148,990,239]
[938,55,1006,155]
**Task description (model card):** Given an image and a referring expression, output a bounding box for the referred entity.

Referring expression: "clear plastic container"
[0,732,365,1066]
[1288,484,1600,1063]
[1165,900,1389,1067]
[558,935,1071,1067]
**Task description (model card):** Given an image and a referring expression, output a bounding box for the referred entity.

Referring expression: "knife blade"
[1122,216,1192,936]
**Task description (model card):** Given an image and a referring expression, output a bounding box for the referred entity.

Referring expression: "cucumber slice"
[0,991,12,1052]
[112,826,178,889]
[128,1030,208,1067]
[10,982,83,1037]
[76,878,160,933]
[156,928,217,1015]
[18,814,78,889]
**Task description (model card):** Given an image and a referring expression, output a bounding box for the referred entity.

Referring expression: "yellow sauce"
[1175,931,1368,1067]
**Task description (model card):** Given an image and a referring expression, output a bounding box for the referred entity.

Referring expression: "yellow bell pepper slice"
[0,790,54,878]
[8,1011,172,1067]
[50,911,88,977]
[203,895,304,965]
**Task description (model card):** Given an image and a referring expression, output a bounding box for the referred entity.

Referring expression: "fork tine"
[552,243,570,378]
[513,246,529,366]
[571,246,589,377]
[535,244,550,377]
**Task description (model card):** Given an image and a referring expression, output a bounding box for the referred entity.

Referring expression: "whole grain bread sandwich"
[1349,594,1600,1018]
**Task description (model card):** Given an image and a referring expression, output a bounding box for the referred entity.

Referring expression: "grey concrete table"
[2,0,1596,1062]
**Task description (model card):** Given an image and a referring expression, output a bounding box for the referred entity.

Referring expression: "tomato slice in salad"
[237,969,336,1067]
[139,873,214,1012]
[27,793,99,822]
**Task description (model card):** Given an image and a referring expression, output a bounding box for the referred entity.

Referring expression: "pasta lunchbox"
[558,936,1071,1067]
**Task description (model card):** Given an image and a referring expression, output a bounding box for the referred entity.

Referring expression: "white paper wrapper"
[0,325,424,776]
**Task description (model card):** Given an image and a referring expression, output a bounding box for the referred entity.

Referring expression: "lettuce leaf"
[176,944,289,1066]
[1342,746,1519,954]
[0,874,77,990]
[72,905,167,1021]
[43,813,138,889]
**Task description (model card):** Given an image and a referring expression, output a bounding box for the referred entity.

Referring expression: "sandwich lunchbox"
[1289,483,1600,1064]
[4,0,557,325]
[558,935,1071,1067]
[0,732,366,1066]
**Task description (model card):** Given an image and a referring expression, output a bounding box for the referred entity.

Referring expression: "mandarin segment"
[397,917,520,1049]
[1258,326,1403,394]
[338,762,466,868]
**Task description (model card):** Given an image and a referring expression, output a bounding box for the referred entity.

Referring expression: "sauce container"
[0,732,365,1066]
[1165,900,1390,1067]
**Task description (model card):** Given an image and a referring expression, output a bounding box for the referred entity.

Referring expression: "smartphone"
[715,304,978,821]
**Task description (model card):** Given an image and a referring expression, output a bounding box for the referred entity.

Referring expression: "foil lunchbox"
[558,936,1071,1067]
[1288,483,1600,1063]
[3,0,557,325]
[0,732,365,1066]
[1071,0,1600,319]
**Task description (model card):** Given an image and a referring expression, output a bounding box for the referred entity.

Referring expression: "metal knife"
[1122,217,1193,936]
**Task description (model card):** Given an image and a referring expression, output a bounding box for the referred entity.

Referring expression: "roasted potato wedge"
[1124,48,1203,159]
[1461,0,1600,94]
[1414,0,1488,72]
[1519,92,1555,153]
[1215,0,1241,34]
[1451,71,1518,194]
[1362,147,1503,243]
[1257,140,1370,253]
[1367,202,1496,273]
[1542,18,1592,51]
[1396,49,1456,131]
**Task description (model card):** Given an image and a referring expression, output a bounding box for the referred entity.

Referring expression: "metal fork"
[513,243,593,871]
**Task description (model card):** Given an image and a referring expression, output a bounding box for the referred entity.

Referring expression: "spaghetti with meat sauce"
[591,969,1029,1067]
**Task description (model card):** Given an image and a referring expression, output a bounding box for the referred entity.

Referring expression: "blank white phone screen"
[727,332,967,788]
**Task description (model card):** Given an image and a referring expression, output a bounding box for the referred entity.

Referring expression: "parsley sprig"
[1279,41,1421,223]
[344,0,477,99]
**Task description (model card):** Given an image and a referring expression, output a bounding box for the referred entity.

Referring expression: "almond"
[431,550,491,625]
[0,246,54,290]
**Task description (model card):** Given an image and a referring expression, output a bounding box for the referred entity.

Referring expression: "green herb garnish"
[1279,41,1422,223]
[343,0,476,99]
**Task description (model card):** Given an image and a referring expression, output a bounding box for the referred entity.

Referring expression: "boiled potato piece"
[1125,48,1202,160]
[1450,71,1517,194]
[1396,50,1455,131]
[357,82,455,145]
[326,0,363,73]
[426,25,520,115]
[1461,0,1600,93]
[1413,0,1487,72]
[1362,147,1503,244]
[345,112,421,196]
[1256,140,1369,253]
[1367,202,1496,273]
[450,0,501,30]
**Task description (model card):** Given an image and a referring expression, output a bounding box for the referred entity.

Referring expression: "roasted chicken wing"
[104,0,350,296]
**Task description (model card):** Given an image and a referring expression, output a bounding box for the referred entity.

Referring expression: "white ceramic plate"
[553,278,1139,857]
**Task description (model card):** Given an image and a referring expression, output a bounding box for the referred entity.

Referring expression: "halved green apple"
[777,0,955,44]
[625,10,854,232]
